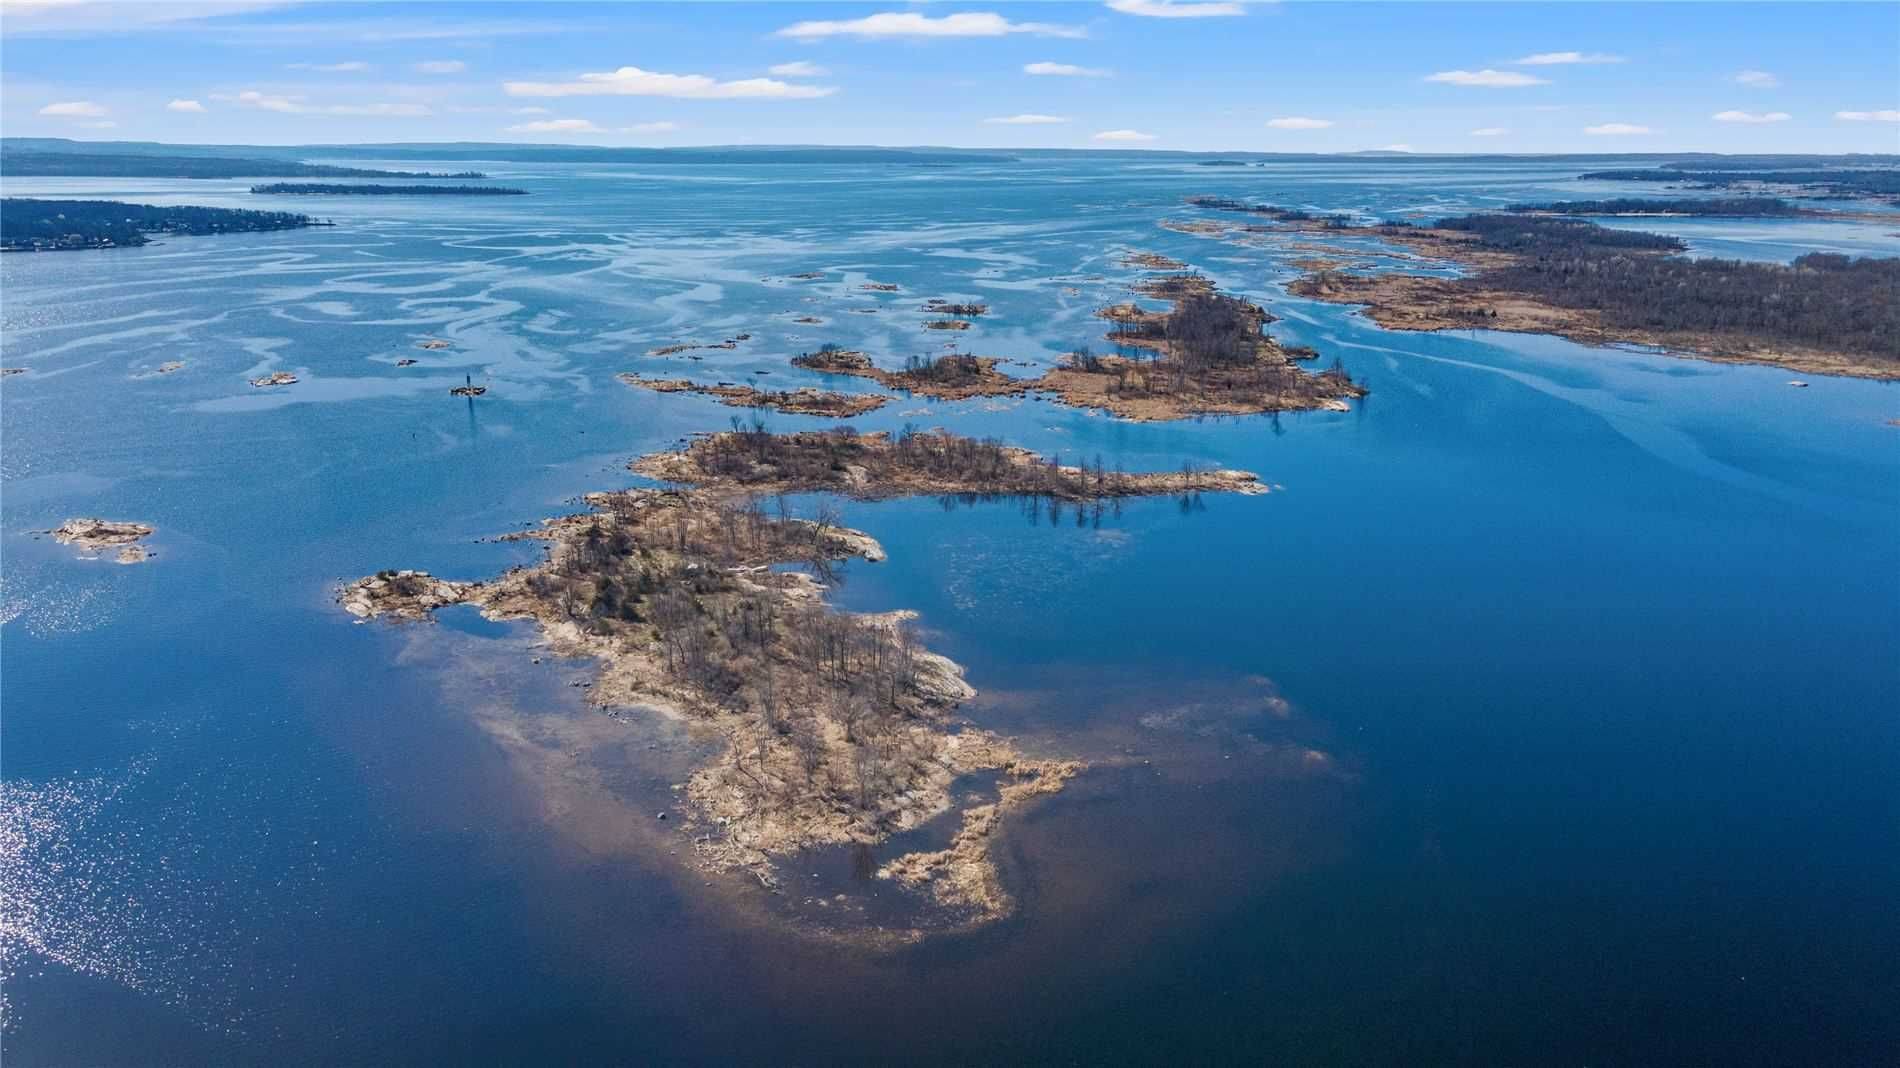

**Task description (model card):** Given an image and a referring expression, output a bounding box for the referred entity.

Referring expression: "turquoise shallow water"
[3,157,1897,1063]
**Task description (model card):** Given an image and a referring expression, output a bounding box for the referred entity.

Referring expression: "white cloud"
[985,113,1070,124]
[774,11,1083,40]
[506,66,834,100]
[1734,70,1780,88]
[38,100,107,117]
[1024,61,1110,77]
[415,59,467,74]
[215,90,430,116]
[506,118,603,134]
[166,98,207,113]
[1425,69,1548,88]
[1584,122,1651,135]
[1265,116,1331,129]
[1469,126,1510,136]
[1837,110,1900,122]
[1713,110,1790,124]
[1382,144,1415,152]
[1513,51,1623,65]
[768,61,828,77]
[1093,128,1157,142]
[622,120,679,133]
[1105,0,1245,16]
[287,61,371,72]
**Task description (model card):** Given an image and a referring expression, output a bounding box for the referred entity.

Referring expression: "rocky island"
[618,372,890,417]
[788,271,1364,422]
[341,427,1269,925]
[49,518,155,563]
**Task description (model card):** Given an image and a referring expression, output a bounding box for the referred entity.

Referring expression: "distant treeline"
[1428,213,1898,362]
[1507,197,1801,217]
[249,183,528,195]
[0,151,485,180]
[1,198,315,251]
[1581,168,1900,197]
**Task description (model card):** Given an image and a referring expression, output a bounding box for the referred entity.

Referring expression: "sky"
[3,1,1897,154]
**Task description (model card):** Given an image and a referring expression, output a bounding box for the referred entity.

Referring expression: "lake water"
[3,156,1897,1063]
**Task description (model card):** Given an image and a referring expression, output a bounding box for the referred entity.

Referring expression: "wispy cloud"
[768,61,828,77]
[1,1,299,35]
[506,118,603,134]
[1584,122,1651,135]
[415,59,466,74]
[1426,69,1548,88]
[213,90,430,116]
[1093,128,1157,142]
[775,11,1083,40]
[1836,110,1900,122]
[166,98,207,113]
[1469,127,1509,137]
[287,60,370,72]
[1713,110,1790,124]
[38,99,108,117]
[1513,51,1623,65]
[622,120,679,133]
[1024,61,1110,77]
[506,66,835,100]
[1265,116,1331,129]
[1733,69,1780,88]
[445,104,550,115]
[985,113,1070,125]
[1105,0,1245,16]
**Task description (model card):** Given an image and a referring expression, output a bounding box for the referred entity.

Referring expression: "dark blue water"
[4,157,1897,1063]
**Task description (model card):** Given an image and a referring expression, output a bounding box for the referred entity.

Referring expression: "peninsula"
[0,150,485,180]
[341,426,1268,924]
[249,183,527,196]
[1,198,317,251]
[1180,199,1900,379]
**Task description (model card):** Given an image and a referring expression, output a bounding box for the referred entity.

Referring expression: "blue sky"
[4,1,1897,153]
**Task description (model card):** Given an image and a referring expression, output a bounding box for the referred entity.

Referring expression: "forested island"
[1,198,317,251]
[341,426,1268,925]
[249,183,527,196]
[0,151,486,180]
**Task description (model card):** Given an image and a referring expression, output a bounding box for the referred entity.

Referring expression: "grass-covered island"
[250,183,528,196]
[341,427,1268,926]
[1,198,318,251]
